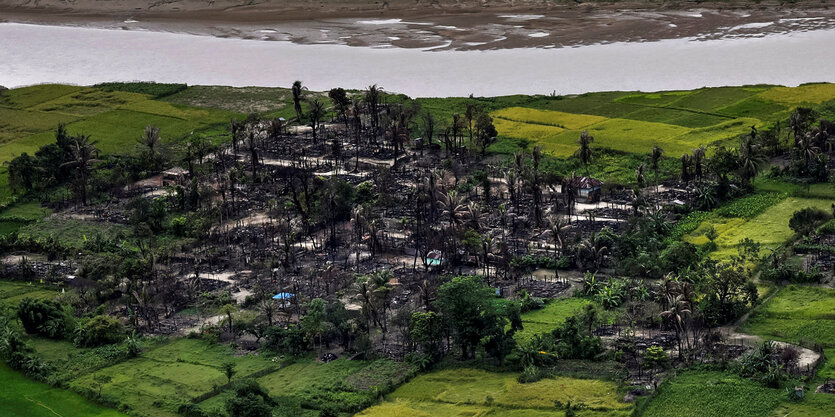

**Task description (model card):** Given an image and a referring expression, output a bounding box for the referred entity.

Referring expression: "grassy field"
[16,218,131,249]
[491,106,759,158]
[358,367,631,417]
[0,84,242,204]
[69,338,275,417]
[0,363,128,417]
[641,371,784,417]
[0,280,60,306]
[516,298,592,343]
[739,286,835,347]
[683,196,834,259]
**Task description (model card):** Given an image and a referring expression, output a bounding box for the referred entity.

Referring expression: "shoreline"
[2,2,835,50]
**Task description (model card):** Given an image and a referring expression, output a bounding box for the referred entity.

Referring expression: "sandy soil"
[1,1,834,50]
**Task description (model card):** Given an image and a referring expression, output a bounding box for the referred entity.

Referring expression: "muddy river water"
[1,20,834,96]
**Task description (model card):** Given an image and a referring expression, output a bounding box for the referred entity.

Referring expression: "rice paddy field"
[357,367,632,417]
[739,285,835,347]
[0,363,129,417]
[485,84,835,158]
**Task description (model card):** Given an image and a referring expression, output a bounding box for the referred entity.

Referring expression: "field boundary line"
[24,394,65,417]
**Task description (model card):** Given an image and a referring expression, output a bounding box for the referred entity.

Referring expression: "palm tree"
[60,135,99,205]
[364,84,382,139]
[139,125,161,170]
[797,133,820,165]
[308,98,325,143]
[692,146,706,184]
[680,154,692,184]
[661,290,691,360]
[738,136,766,186]
[291,80,306,122]
[439,191,467,228]
[635,163,646,189]
[547,215,570,258]
[575,130,594,176]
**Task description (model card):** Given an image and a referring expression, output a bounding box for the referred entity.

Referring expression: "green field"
[0,280,60,306]
[68,338,275,417]
[739,286,835,347]
[516,298,592,342]
[0,84,242,204]
[358,367,631,417]
[684,196,834,259]
[641,371,783,417]
[0,363,128,417]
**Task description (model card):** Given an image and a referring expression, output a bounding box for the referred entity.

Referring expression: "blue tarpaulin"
[272,292,295,300]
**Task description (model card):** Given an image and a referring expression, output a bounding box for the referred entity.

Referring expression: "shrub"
[17,297,71,339]
[75,315,125,347]
[789,207,832,236]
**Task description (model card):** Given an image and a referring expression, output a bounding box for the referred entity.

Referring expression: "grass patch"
[739,286,835,347]
[641,371,782,417]
[366,367,630,416]
[684,196,834,259]
[0,84,84,109]
[0,363,128,417]
[69,338,273,417]
[758,83,835,105]
[516,298,592,343]
[17,218,130,250]
[0,280,60,306]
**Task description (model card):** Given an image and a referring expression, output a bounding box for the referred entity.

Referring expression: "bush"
[74,315,125,347]
[17,297,71,339]
[789,207,832,236]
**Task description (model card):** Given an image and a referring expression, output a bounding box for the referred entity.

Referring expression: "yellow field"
[758,84,835,105]
[492,106,758,157]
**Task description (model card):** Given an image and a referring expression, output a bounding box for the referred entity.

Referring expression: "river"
[1,22,834,97]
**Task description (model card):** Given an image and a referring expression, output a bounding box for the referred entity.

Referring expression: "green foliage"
[93,82,188,98]
[74,315,125,347]
[17,297,71,339]
[714,192,786,219]
[436,275,517,360]
[789,207,832,236]
[641,371,783,417]
[225,379,275,417]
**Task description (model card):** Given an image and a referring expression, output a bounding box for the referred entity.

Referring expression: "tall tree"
[308,98,325,143]
[291,80,306,122]
[575,130,594,176]
[60,135,100,205]
[139,125,161,171]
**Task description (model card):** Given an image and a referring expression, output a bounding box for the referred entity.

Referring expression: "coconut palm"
[738,136,766,185]
[139,125,161,170]
[680,154,692,184]
[439,191,467,228]
[60,135,100,205]
[692,146,706,184]
[364,84,382,138]
[308,98,325,143]
[547,214,570,258]
[575,130,594,176]
[635,163,646,189]
[291,80,307,122]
